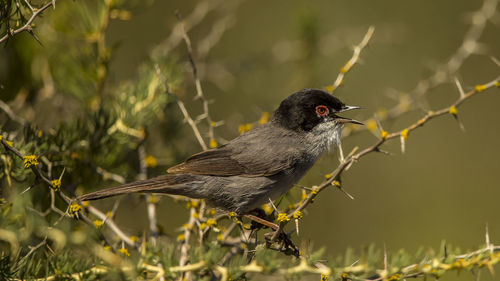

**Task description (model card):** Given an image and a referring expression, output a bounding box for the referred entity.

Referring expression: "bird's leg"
[243,213,279,230]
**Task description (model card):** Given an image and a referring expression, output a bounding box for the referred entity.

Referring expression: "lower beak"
[337,117,364,125]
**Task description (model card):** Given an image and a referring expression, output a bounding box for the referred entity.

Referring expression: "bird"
[78,88,362,226]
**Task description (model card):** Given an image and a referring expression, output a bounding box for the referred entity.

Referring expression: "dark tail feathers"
[78,175,187,201]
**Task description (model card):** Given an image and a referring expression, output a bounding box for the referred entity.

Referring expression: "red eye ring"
[315,105,329,117]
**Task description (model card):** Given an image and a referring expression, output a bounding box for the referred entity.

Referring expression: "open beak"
[336,105,364,125]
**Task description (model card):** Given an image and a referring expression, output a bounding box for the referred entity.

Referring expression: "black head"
[272,88,362,131]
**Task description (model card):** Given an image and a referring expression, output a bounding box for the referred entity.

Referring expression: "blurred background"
[1,0,499,279]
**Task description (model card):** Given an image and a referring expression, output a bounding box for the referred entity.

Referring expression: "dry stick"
[329,26,375,93]
[176,11,217,148]
[0,0,56,44]
[137,144,159,244]
[155,65,207,150]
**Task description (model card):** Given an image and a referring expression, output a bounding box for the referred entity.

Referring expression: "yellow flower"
[23,155,39,168]
[148,195,158,204]
[332,180,341,187]
[326,85,335,93]
[0,135,2,141]
[5,140,13,147]
[106,211,113,217]
[311,187,319,195]
[82,201,89,207]
[262,204,274,215]
[186,200,199,209]
[209,138,218,148]
[145,155,157,168]
[119,247,130,257]
[206,219,217,226]
[401,129,409,140]
[301,190,308,200]
[208,208,216,216]
[238,123,253,134]
[321,273,329,281]
[475,84,486,92]
[103,245,111,251]
[242,223,251,230]
[276,213,290,223]
[380,130,389,140]
[293,211,303,219]
[217,234,224,241]
[130,236,139,242]
[366,119,377,132]
[388,274,402,281]
[200,223,208,230]
[69,203,82,215]
[93,220,103,228]
[177,234,186,242]
[449,105,458,115]
[51,179,61,191]
[37,130,44,138]
[259,112,270,125]
[324,173,332,179]
[228,211,237,217]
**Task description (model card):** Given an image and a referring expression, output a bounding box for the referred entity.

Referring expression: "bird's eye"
[315,105,329,117]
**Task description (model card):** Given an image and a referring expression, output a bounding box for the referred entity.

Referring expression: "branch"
[0,0,56,44]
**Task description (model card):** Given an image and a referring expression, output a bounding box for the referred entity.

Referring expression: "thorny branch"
[0,0,56,44]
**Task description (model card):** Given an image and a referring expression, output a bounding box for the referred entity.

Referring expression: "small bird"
[79,89,362,219]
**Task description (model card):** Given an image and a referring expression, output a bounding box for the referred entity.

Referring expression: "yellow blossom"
[449,105,458,115]
[380,130,389,140]
[82,201,89,207]
[186,200,199,209]
[23,155,39,168]
[388,274,402,281]
[259,112,270,124]
[130,236,139,242]
[177,234,186,242]
[145,155,157,168]
[326,85,335,93]
[119,247,130,257]
[93,220,103,228]
[69,203,82,215]
[106,211,113,217]
[401,129,409,140]
[332,180,341,187]
[262,204,274,215]
[324,173,332,179]
[242,223,251,230]
[37,130,44,138]
[276,213,290,223]
[311,187,319,195]
[208,208,216,216]
[293,211,303,219]
[217,234,224,241]
[366,119,377,132]
[103,245,111,251]
[495,81,500,87]
[206,219,217,226]
[200,223,208,230]
[0,135,2,141]
[475,84,486,92]
[301,190,308,200]
[238,123,253,134]
[321,273,329,281]
[228,211,237,217]
[148,195,158,204]
[5,140,13,147]
[209,138,218,148]
[50,179,61,191]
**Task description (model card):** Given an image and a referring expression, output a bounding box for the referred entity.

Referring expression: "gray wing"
[167,125,301,177]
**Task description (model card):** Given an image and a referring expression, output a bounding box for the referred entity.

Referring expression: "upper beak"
[336,105,364,125]
[339,105,363,112]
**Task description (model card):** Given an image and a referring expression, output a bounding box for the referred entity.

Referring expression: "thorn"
[454,77,466,98]
[491,56,500,68]
[374,147,391,155]
[452,114,466,132]
[485,223,492,252]
[337,185,355,200]
[338,143,345,163]
[400,135,406,154]
[27,29,43,46]
[295,219,299,236]
[268,198,278,213]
